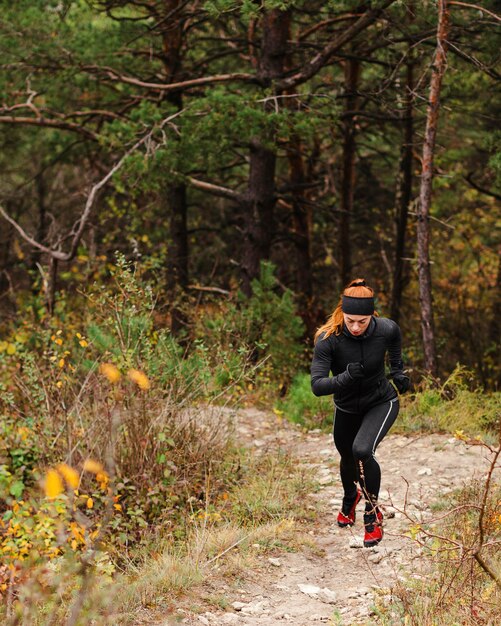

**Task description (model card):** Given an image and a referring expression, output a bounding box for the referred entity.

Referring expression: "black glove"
[347,362,364,380]
[393,372,410,394]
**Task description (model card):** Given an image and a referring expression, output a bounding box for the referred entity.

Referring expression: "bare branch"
[449,1,501,21]
[0,110,185,262]
[187,176,242,202]
[187,284,231,296]
[81,65,258,92]
[0,115,98,140]
[464,172,501,201]
[276,0,396,91]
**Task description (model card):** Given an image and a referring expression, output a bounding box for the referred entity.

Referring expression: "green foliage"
[276,372,332,430]
[398,365,500,438]
[196,261,306,392]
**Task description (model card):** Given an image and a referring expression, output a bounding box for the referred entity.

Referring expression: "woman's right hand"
[347,362,364,379]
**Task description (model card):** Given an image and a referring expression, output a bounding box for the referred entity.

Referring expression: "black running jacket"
[311,317,404,414]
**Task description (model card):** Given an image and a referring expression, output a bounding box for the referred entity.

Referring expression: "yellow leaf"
[99,363,121,383]
[7,343,16,355]
[127,368,151,390]
[86,497,93,509]
[79,340,88,348]
[58,358,65,368]
[55,338,63,346]
[57,464,79,490]
[83,459,104,474]
[56,381,63,388]
[113,503,122,511]
[45,469,64,499]
[96,471,109,490]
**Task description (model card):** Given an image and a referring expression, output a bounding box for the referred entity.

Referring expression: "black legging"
[333,398,399,505]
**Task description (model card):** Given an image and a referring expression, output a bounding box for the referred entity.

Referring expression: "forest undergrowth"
[0,261,499,624]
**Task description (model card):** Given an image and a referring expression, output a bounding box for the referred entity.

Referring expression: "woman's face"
[343,313,372,337]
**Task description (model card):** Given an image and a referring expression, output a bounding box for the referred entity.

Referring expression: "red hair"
[314,278,377,343]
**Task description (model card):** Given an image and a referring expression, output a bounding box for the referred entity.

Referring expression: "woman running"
[310,279,410,547]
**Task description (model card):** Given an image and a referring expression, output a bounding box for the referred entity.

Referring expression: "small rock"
[197,617,210,625]
[298,583,321,596]
[318,475,333,485]
[221,615,239,624]
[368,552,384,564]
[417,467,432,476]
[231,601,247,611]
[349,537,364,548]
[268,557,282,567]
[319,449,332,456]
[318,587,337,604]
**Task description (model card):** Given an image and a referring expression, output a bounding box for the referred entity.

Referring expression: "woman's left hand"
[393,373,411,394]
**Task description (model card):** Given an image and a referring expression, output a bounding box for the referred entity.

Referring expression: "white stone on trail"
[319,449,332,455]
[268,557,282,567]
[317,587,337,604]
[368,552,384,564]
[349,536,364,548]
[197,617,209,625]
[221,615,239,624]
[298,583,321,596]
[231,601,247,611]
[241,600,269,615]
[417,467,432,476]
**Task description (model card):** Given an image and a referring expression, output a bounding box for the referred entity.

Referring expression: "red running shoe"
[337,489,362,527]
[363,508,383,547]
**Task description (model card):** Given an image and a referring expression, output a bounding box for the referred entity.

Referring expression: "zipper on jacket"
[357,342,365,412]
[358,340,364,412]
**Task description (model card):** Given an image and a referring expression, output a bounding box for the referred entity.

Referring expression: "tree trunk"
[391,21,415,324]
[161,1,188,332]
[417,0,450,377]
[241,9,290,296]
[488,250,501,386]
[288,138,312,301]
[339,57,360,286]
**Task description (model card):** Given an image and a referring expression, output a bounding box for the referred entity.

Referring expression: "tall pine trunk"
[286,133,315,334]
[241,9,290,296]
[417,0,450,377]
[161,2,188,332]
[391,15,415,324]
[340,57,360,286]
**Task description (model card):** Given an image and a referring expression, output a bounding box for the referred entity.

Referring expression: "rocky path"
[166,408,494,626]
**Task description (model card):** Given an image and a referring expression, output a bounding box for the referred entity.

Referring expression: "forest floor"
[144,407,494,626]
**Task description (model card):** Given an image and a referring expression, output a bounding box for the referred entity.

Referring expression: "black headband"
[342,295,374,315]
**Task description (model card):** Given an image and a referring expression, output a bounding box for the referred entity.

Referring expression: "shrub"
[275,372,332,430]
[375,443,501,625]
[398,365,500,437]
[194,261,306,395]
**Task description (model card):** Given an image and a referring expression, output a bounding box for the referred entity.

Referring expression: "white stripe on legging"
[372,398,397,458]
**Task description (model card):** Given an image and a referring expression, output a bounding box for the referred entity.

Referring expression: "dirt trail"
[163,408,494,626]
